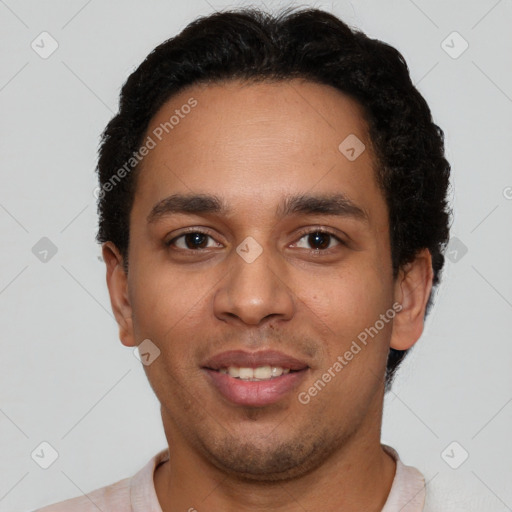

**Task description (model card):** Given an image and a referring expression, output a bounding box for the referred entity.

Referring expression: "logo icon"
[31,441,59,469]
[441,441,469,469]
[31,32,59,59]
[446,237,468,263]
[134,339,161,366]
[339,134,366,161]
[441,32,469,59]
[236,236,263,263]
[32,237,58,263]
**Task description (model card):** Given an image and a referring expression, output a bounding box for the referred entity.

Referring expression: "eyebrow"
[147,192,369,224]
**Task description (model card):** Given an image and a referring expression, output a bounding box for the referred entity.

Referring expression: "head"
[97,7,450,479]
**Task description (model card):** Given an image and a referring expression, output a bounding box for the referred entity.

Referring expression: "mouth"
[217,365,293,381]
[202,350,310,407]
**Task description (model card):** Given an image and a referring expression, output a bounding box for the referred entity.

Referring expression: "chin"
[199,429,342,482]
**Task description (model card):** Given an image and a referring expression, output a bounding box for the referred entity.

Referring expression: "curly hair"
[96,6,451,390]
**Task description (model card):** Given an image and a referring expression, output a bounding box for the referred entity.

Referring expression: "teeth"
[271,366,282,377]
[254,366,272,379]
[228,366,240,378]
[221,366,291,381]
[238,367,253,380]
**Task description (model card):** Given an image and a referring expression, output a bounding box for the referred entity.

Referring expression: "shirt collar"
[381,444,426,512]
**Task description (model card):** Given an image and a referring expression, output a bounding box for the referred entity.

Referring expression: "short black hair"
[96,6,451,390]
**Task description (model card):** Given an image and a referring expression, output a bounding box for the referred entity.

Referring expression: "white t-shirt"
[34,444,428,511]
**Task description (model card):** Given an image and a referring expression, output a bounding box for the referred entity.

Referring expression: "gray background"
[1,0,511,510]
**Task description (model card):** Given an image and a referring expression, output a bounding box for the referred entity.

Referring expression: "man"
[36,6,450,511]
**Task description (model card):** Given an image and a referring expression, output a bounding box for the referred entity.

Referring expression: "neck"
[154,405,396,511]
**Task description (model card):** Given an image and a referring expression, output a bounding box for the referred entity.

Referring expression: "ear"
[390,248,433,350]
[102,242,136,347]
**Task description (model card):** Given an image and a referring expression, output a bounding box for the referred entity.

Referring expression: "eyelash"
[165,227,346,254]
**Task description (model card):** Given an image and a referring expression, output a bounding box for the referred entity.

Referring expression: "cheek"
[301,262,393,353]
[320,265,389,316]
[128,264,208,350]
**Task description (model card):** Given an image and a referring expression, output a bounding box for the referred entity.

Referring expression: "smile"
[218,365,292,381]
[202,350,310,407]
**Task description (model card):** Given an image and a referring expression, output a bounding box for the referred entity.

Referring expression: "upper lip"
[203,350,310,371]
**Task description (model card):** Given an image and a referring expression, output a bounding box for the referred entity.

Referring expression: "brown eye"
[295,230,342,251]
[166,231,221,250]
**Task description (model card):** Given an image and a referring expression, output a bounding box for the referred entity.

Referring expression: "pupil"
[186,233,207,249]
[309,232,329,250]
[183,233,330,250]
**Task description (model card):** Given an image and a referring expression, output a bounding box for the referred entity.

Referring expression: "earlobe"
[102,242,136,347]
[390,248,433,351]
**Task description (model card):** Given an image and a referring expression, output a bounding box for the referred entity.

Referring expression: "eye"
[166,230,222,250]
[293,229,344,251]
[165,228,345,254]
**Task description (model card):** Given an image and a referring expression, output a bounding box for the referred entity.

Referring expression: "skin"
[103,78,433,511]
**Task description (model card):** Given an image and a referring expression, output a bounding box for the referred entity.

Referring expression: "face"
[106,79,425,481]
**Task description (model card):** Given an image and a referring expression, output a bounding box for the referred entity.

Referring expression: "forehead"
[133,78,383,223]
[144,78,372,161]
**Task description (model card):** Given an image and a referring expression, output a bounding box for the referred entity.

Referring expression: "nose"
[213,239,295,326]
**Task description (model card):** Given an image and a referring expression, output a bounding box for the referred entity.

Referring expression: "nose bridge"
[214,236,295,325]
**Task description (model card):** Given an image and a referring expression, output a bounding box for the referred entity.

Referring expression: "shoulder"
[33,477,131,511]
[33,448,169,512]
[382,445,496,511]
[423,470,501,511]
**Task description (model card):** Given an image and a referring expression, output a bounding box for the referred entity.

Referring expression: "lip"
[204,368,308,407]
[203,349,309,371]
[202,350,310,407]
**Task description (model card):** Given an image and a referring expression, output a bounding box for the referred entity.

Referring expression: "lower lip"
[204,368,308,407]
